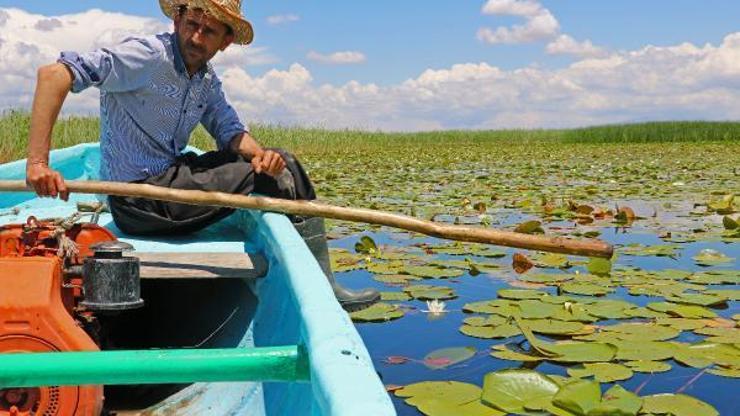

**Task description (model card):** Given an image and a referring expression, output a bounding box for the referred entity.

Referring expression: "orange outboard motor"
[0,217,119,416]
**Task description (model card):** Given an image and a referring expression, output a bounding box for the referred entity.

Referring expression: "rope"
[51,213,82,259]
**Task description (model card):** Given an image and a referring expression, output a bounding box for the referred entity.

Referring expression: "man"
[25,0,379,311]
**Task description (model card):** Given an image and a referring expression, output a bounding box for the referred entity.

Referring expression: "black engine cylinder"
[81,241,144,311]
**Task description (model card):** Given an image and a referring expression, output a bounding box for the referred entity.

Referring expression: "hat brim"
[159,0,254,45]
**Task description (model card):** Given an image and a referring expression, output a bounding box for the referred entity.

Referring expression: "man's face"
[174,8,233,71]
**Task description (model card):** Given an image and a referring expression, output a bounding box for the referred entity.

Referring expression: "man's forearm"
[27,63,74,164]
[229,131,264,159]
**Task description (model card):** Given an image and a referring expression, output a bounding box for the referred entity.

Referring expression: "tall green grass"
[1,110,738,163]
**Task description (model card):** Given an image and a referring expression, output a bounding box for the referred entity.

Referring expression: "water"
[333,209,740,415]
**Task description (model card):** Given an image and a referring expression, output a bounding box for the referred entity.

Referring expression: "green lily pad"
[707,366,740,378]
[490,344,544,362]
[380,291,412,301]
[723,215,739,230]
[460,324,521,339]
[561,282,614,296]
[366,260,406,275]
[601,323,681,341]
[587,257,613,276]
[415,398,505,416]
[665,292,728,307]
[330,250,366,272]
[497,289,548,300]
[552,379,601,415]
[673,342,740,368]
[567,363,634,382]
[403,284,458,300]
[623,307,670,319]
[514,220,545,234]
[613,340,676,361]
[532,252,571,269]
[520,272,575,284]
[705,289,740,300]
[523,319,587,335]
[403,265,465,279]
[349,302,404,322]
[463,315,507,327]
[640,394,718,416]
[395,381,482,404]
[624,360,672,373]
[655,317,708,330]
[463,300,507,314]
[589,385,642,416]
[583,300,635,319]
[516,300,563,319]
[354,235,379,255]
[688,270,740,284]
[646,302,717,318]
[620,243,680,257]
[373,274,422,284]
[693,249,734,266]
[423,346,477,370]
[481,369,560,414]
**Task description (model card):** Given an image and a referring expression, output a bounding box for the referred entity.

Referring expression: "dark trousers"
[109,149,316,236]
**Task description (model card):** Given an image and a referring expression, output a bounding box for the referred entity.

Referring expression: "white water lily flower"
[425,300,447,315]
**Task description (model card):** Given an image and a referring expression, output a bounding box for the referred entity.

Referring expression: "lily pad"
[589,385,642,416]
[460,324,521,339]
[395,381,482,405]
[423,346,477,370]
[415,398,505,416]
[552,379,601,415]
[514,220,545,234]
[380,291,412,301]
[567,363,634,382]
[602,322,681,341]
[403,265,465,279]
[624,360,672,373]
[481,369,560,414]
[561,282,614,296]
[640,394,718,416]
[373,274,420,285]
[646,302,717,318]
[463,315,507,327]
[349,302,404,322]
[520,272,575,284]
[497,289,548,300]
[613,340,676,361]
[693,249,734,266]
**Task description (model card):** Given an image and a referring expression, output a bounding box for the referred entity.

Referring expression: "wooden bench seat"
[133,252,268,279]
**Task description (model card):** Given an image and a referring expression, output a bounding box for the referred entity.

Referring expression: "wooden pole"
[0,180,613,258]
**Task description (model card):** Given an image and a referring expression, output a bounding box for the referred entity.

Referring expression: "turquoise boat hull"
[0,143,396,415]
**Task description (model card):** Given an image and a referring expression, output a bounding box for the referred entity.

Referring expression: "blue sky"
[3,1,738,84]
[0,1,738,130]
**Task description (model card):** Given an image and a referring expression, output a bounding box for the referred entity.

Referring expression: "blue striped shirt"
[59,32,247,182]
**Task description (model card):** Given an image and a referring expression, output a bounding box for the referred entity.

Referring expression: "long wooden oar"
[0,180,613,258]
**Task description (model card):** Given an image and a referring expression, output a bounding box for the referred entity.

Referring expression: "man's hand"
[251,150,286,178]
[26,161,69,201]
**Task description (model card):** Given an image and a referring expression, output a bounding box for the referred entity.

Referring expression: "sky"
[0,1,739,131]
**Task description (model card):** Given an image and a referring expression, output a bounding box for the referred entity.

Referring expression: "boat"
[0,143,396,415]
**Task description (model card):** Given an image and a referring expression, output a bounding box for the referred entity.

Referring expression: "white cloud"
[478,0,559,44]
[211,46,279,69]
[2,7,740,131]
[306,50,366,65]
[266,14,299,26]
[546,34,606,58]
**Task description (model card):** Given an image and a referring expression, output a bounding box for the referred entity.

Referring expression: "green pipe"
[0,345,310,388]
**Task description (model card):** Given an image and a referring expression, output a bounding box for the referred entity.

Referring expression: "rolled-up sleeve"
[201,76,247,151]
[58,37,162,93]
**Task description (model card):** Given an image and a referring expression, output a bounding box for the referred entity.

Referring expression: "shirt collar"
[171,32,208,80]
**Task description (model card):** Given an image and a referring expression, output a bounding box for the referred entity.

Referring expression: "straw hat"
[159,0,254,45]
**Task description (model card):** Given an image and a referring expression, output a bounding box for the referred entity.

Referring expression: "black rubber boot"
[293,217,380,312]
